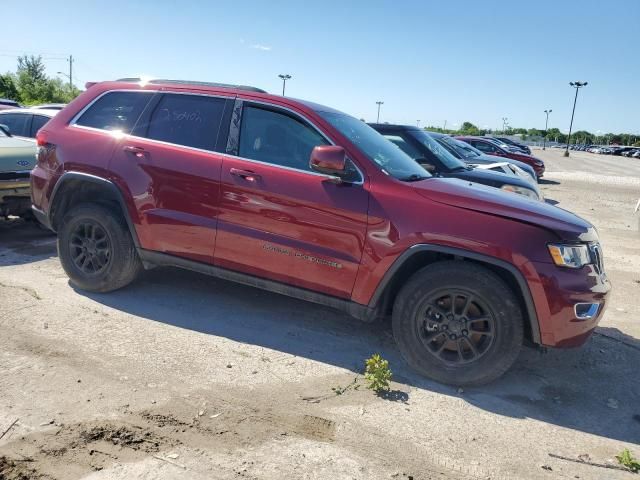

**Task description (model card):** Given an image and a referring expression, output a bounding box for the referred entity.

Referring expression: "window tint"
[76,91,152,133]
[239,106,328,171]
[383,134,422,159]
[30,115,50,137]
[0,113,31,137]
[146,94,225,151]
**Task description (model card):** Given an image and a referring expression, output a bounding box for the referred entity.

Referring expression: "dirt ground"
[0,147,638,480]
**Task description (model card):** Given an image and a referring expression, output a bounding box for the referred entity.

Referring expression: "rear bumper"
[530,261,611,347]
[31,205,52,230]
[0,180,31,216]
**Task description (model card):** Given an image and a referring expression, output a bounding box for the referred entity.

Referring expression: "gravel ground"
[0,148,638,480]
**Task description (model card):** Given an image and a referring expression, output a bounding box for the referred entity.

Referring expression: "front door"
[215,103,369,299]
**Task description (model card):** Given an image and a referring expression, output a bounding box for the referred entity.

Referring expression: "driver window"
[239,106,329,171]
[474,141,496,153]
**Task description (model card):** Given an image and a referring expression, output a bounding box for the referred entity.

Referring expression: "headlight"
[501,184,539,200]
[547,243,591,268]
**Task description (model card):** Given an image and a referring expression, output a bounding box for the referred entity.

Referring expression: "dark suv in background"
[31,79,610,385]
[457,136,545,179]
[370,124,541,200]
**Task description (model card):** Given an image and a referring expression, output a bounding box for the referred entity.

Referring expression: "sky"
[1,0,639,134]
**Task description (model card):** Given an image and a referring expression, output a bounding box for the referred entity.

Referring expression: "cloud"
[250,44,272,51]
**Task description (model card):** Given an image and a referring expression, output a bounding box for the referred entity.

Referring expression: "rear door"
[214,101,368,299]
[108,91,231,264]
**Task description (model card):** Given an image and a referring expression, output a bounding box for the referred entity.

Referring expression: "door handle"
[123,145,148,158]
[230,168,261,182]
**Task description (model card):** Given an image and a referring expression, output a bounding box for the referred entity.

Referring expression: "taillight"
[36,131,48,147]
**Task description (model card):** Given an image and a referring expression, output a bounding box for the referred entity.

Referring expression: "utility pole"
[416,120,421,128]
[443,120,447,131]
[376,101,384,123]
[278,74,291,96]
[68,54,73,92]
[564,81,588,157]
[502,117,508,134]
[543,109,552,150]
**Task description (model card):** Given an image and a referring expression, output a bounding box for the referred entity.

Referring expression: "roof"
[368,123,422,131]
[0,108,59,117]
[115,78,268,93]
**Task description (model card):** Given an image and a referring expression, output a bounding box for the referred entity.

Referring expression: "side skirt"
[137,249,379,323]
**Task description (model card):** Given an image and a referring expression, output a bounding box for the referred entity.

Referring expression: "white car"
[0,108,58,141]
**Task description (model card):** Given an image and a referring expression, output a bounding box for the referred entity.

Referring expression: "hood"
[0,136,37,172]
[412,177,594,240]
[449,167,541,198]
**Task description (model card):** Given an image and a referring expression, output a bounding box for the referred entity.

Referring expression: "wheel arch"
[369,244,541,344]
[48,172,140,248]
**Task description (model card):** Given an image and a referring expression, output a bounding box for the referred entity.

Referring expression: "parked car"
[428,132,537,181]
[370,124,541,200]
[31,103,67,111]
[0,125,36,217]
[0,108,58,140]
[31,78,610,386]
[0,98,21,111]
[456,136,545,180]
[493,137,531,154]
[633,150,640,158]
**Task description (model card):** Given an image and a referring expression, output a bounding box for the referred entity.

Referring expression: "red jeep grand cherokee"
[31,79,610,385]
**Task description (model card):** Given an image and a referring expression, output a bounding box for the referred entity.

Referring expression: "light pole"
[564,81,588,157]
[278,74,291,96]
[543,109,552,150]
[443,120,447,131]
[416,120,421,128]
[376,101,384,123]
[502,117,508,134]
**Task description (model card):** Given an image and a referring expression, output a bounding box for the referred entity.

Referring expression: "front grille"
[589,243,604,274]
[0,171,30,181]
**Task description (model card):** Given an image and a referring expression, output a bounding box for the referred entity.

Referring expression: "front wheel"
[58,203,142,293]
[392,261,524,386]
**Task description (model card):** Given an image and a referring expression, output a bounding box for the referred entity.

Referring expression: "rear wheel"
[392,261,524,386]
[58,203,141,292]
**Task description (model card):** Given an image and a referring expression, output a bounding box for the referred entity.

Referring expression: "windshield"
[319,112,430,180]
[408,130,466,170]
[438,136,482,159]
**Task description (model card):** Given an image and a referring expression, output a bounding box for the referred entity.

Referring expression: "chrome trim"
[589,243,604,274]
[574,302,600,320]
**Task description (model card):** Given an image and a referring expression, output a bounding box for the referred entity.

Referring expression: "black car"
[495,137,531,154]
[427,131,538,181]
[370,124,541,200]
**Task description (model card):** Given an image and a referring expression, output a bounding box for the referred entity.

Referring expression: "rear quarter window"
[75,91,153,133]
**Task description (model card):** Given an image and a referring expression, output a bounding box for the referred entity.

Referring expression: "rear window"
[145,94,226,151]
[75,91,152,133]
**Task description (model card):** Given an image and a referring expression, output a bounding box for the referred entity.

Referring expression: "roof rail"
[115,78,267,93]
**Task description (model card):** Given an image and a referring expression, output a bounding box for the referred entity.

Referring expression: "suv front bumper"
[530,260,611,347]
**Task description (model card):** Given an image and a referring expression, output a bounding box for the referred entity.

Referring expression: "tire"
[58,203,142,293]
[392,261,524,386]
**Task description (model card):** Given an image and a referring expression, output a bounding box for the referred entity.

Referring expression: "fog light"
[574,303,599,320]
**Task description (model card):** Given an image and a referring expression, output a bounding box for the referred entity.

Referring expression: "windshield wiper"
[400,174,429,182]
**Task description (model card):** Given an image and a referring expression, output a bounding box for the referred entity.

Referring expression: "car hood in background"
[412,177,593,240]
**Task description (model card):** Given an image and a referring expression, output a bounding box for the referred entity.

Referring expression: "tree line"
[0,55,81,105]
[426,121,639,146]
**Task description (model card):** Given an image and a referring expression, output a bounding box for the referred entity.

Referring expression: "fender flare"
[369,244,541,344]
[48,171,140,248]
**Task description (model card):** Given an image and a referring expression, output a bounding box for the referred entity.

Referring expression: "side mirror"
[310,145,347,177]
[0,124,10,136]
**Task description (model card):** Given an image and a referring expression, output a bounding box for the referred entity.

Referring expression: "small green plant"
[617,448,640,473]
[364,354,392,393]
